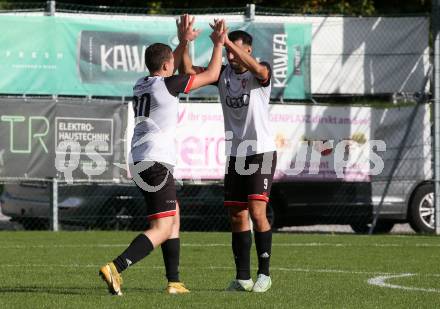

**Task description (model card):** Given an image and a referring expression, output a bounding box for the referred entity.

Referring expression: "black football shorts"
[133,161,177,221]
[224,151,277,207]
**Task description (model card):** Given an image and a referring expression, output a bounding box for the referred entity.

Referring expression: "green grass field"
[0,232,439,308]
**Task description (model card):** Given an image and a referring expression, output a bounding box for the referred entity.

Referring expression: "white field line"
[0,264,439,278]
[1,242,440,249]
[1,263,439,292]
[367,274,440,293]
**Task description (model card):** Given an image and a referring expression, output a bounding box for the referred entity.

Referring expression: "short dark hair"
[145,43,172,73]
[228,30,253,46]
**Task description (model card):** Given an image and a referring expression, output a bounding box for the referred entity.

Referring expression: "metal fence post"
[45,1,55,16]
[50,178,59,231]
[434,0,440,235]
[246,4,255,21]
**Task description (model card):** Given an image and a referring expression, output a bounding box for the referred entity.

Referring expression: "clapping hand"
[176,14,201,43]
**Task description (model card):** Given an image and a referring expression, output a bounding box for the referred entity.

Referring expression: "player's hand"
[176,14,201,43]
[212,19,230,45]
[221,19,230,45]
[209,18,227,33]
[209,18,219,30]
[209,19,227,47]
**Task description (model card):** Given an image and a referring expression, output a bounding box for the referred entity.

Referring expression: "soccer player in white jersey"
[181,23,277,292]
[99,15,227,296]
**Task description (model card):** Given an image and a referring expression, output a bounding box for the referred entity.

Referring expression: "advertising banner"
[172,103,430,182]
[0,99,127,181]
[0,15,311,99]
[173,103,372,181]
[1,100,429,183]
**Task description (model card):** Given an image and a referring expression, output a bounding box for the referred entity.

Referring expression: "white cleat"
[226,279,254,292]
[252,274,272,293]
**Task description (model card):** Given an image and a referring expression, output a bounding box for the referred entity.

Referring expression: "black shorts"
[133,161,177,221]
[224,151,277,207]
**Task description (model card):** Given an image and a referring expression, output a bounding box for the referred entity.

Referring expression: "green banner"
[0,15,311,99]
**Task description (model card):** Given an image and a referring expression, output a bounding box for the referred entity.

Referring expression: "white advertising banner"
[172,103,372,182]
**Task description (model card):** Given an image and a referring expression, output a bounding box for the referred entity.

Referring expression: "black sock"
[232,230,252,280]
[254,230,272,276]
[161,238,180,282]
[113,233,154,273]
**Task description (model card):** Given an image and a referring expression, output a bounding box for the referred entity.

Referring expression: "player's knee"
[230,215,244,227]
[249,210,266,222]
[249,203,268,228]
[229,209,248,226]
[163,222,174,238]
[248,201,266,218]
[253,218,269,231]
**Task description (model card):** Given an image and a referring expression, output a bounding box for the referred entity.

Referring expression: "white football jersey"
[130,74,194,166]
[217,63,276,157]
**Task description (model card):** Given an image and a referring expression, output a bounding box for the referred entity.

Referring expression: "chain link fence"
[0,2,436,234]
[0,180,228,231]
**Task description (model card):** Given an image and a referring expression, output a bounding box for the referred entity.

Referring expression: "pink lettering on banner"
[216,138,226,165]
[201,113,224,122]
[204,137,215,165]
[173,103,373,182]
[270,113,370,125]
[188,111,199,121]
[181,136,202,165]
[179,136,226,168]
[177,108,186,124]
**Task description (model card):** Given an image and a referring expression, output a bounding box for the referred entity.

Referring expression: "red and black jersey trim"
[147,210,177,220]
[248,194,269,203]
[164,74,194,96]
[184,75,196,94]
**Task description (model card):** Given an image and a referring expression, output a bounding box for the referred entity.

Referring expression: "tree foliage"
[0,0,432,15]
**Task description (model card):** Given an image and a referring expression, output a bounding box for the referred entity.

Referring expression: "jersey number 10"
[133,93,151,118]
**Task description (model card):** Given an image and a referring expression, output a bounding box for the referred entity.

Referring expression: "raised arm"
[178,16,205,75]
[222,22,269,81]
[174,14,201,74]
[180,44,205,75]
[188,19,226,90]
[173,42,188,74]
